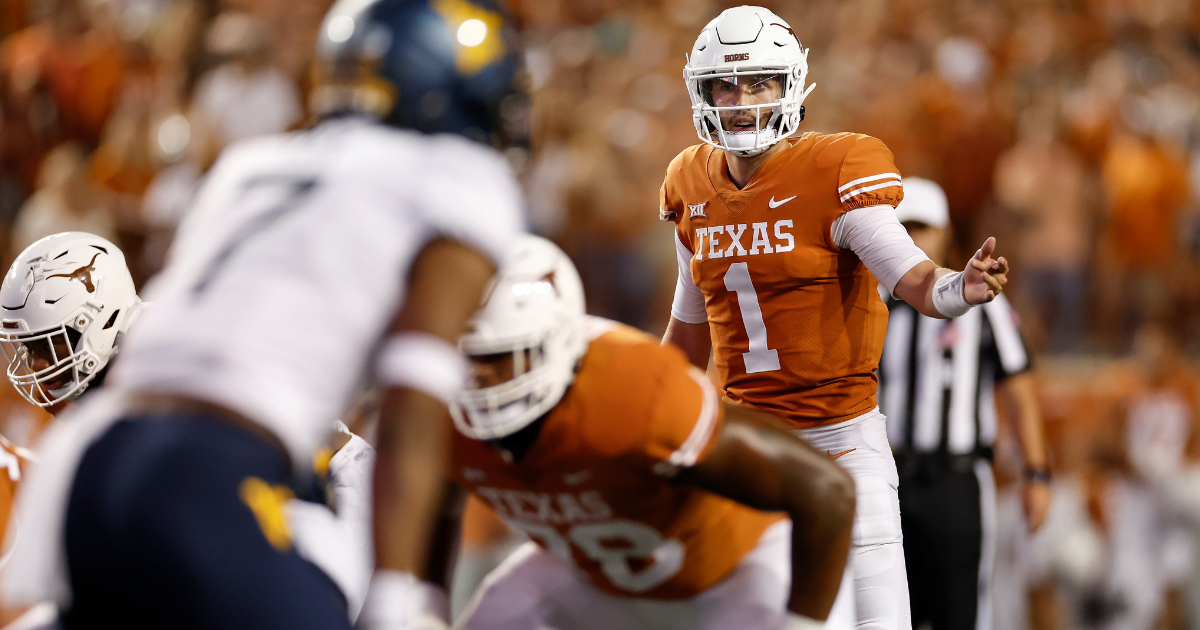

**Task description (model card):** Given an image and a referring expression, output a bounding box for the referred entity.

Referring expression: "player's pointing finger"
[976,237,996,261]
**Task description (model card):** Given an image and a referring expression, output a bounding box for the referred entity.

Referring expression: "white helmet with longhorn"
[0,232,142,407]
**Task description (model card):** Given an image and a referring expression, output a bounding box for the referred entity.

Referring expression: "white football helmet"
[450,236,587,441]
[0,233,142,407]
[685,6,815,157]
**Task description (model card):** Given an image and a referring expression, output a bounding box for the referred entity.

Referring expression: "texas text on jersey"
[453,321,782,599]
[661,132,903,428]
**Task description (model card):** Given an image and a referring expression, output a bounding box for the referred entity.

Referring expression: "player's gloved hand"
[783,613,825,630]
[355,570,449,630]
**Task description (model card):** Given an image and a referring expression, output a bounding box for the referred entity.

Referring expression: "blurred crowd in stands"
[2,0,1200,628]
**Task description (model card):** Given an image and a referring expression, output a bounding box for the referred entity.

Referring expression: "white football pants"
[797,408,913,630]
[454,518,857,630]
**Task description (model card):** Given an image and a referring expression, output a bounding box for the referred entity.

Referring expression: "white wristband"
[357,570,449,630]
[375,333,467,405]
[932,271,972,318]
[784,613,826,630]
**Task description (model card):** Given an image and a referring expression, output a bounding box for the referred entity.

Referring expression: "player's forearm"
[893,260,953,319]
[372,388,452,578]
[662,317,713,369]
[783,472,855,619]
[678,407,854,619]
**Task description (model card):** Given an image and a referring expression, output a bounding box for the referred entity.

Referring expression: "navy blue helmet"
[314,0,527,148]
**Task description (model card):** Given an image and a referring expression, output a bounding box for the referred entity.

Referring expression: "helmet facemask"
[452,323,579,441]
[687,59,813,157]
[0,312,103,408]
[448,236,588,442]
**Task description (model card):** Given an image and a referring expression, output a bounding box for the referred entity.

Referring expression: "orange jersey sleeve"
[837,135,904,211]
[574,325,724,476]
[659,145,707,226]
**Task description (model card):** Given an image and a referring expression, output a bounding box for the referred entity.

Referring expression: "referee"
[880,178,1052,630]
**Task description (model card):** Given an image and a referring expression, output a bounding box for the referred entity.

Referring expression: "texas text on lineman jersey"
[660,132,905,428]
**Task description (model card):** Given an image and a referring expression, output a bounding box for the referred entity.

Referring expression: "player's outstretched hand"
[962,237,1008,305]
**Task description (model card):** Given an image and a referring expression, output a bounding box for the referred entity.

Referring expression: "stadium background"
[2,0,1200,627]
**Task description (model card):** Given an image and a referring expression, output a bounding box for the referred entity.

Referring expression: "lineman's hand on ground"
[962,237,1008,304]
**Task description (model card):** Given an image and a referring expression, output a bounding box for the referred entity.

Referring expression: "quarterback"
[2,0,526,628]
[659,7,1009,630]
[449,236,856,630]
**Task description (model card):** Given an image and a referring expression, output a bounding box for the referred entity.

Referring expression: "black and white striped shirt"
[879,294,1030,456]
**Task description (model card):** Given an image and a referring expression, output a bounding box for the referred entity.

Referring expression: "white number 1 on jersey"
[723,263,780,373]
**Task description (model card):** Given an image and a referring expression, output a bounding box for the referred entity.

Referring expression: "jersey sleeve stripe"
[837,172,902,193]
[662,369,720,471]
[659,207,677,221]
[839,180,903,203]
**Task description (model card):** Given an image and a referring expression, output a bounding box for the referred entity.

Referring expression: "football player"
[448,236,856,630]
[1,1,527,628]
[0,233,378,625]
[658,7,1010,630]
[0,232,139,629]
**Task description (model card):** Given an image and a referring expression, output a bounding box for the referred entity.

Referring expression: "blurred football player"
[0,233,376,626]
[1,1,526,628]
[0,232,139,629]
[448,236,856,630]
[658,7,1010,630]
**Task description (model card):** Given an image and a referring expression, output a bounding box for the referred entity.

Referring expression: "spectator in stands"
[10,142,116,255]
[190,11,300,151]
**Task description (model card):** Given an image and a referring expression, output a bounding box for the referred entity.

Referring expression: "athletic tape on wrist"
[375,333,467,405]
[359,570,449,629]
[784,613,826,630]
[932,271,972,318]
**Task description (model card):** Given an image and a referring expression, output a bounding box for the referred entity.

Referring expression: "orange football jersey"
[451,320,783,599]
[660,133,904,428]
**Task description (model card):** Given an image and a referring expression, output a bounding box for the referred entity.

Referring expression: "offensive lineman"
[0,232,141,629]
[2,1,526,628]
[659,7,1010,630]
[0,233,376,624]
[450,236,856,630]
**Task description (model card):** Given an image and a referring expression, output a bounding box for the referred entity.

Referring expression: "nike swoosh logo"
[768,195,797,209]
[828,448,856,461]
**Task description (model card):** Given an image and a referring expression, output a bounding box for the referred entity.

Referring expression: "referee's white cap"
[895,178,949,229]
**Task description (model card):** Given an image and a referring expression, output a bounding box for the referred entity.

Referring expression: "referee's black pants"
[898,454,992,630]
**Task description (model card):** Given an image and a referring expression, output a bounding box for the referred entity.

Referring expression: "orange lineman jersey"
[660,132,905,428]
[451,319,783,600]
